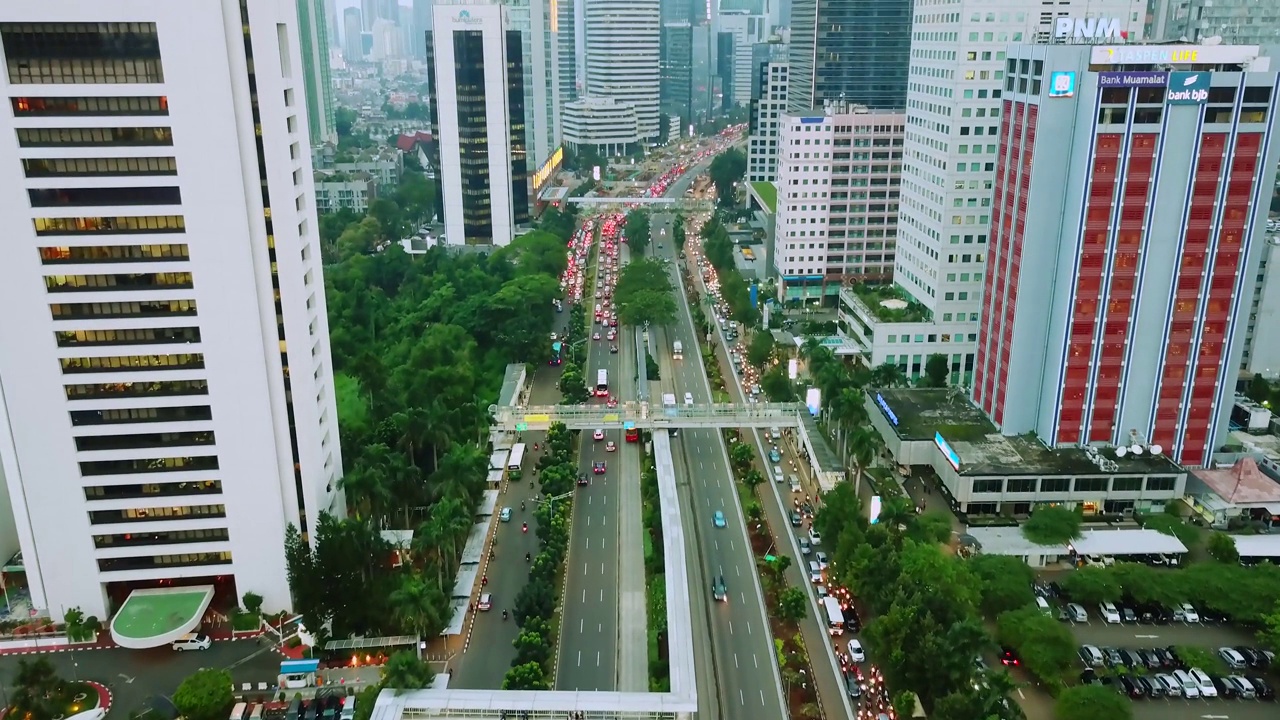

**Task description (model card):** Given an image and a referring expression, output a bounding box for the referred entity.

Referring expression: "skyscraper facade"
[747,45,788,183]
[660,22,694,130]
[412,0,433,59]
[0,0,343,625]
[297,0,337,144]
[585,0,661,141]
[428,2,531,245]
[787,0,912,112]
[973,42,1280,466]
[343,6,364,61]
[718,11,766,107]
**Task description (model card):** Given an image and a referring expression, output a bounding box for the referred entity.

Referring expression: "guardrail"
[489,402,806,430]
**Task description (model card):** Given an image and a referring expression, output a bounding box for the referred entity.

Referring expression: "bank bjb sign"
[1167,72,1211,105]
[1054,17,1127,42]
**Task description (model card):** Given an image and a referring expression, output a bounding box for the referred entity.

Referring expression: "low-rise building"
[562,97,640,157]
[866,388,1187,517]
[314,171,378,213]
[837,284,976,381]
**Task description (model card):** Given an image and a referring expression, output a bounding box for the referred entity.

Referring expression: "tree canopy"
[707,148,747,206]
[1021,505,1081,544]
[613,257,677,327]
[173,669,234,720]
[624,209,651,255]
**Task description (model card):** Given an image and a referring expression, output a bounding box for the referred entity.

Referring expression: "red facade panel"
[976,100,1022,415]
[993,104,1037,426]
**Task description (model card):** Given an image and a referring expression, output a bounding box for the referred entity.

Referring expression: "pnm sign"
[1054,17,1126,42]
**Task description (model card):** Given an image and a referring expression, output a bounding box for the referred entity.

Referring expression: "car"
[1079,645,1104,667]
[593,429,605,441]
[1220,647,1248,669]
[789,511,802,527]
[1248,675,1275,700]
[1120,607,1137,623]
[799,537,812,555]
[1189,667,1216,697]
[768,448,782,463]
[712,575,727,601]
[1210,675,1237,699]
[1066,603,1088,622]
[605,440,616,452]
[1237,646,1273,668]
[847,639,865,663]
[478,593,492,611]
[1099,602,1121,624]
[712,511,727,528]
[1172,669,1200,698]
[593,332,601,340]
[1000,646,1020,667]
[1155,673,1182,697]
[610,344,618,354]
[1226,675,1256,699]
[606,397,618,408]
[577,472,589,486]
[808,561,823,584]
[1119,649,1145,668]
[1118,676,1144,698]
[815,551,829,569]
[1175,602,1200,623]
[845,675,863,699]
[593,461,606,474]
[772,465,784,482]
[499,507,512,522]
[1137,675,1164,698]
[1101,647,1124,667]
[171,633,211,651]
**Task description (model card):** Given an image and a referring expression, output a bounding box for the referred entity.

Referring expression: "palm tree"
[848,426,880,489]
[380,650,434,689]
[11,657,66,720]
[412,519,447,585]
[428,497,472,569]
[393,407,433,468]
[389,575,446,639]
[339,463,392,523]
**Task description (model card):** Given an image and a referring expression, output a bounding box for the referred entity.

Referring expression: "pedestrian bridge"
[489,402,806,431]
[564,196,712,211]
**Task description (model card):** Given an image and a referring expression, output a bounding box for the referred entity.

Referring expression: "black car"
[609,344,619,354]
[1118,676,1145,698]
[1079,668,1100,685]
[789,511,802,527]
[577,472,589,486]
[1249,676,1275,700]
[1238,646,1273,668]
[1137,676,1163,698]
[1137,649,1162,670]
[845,675,863,699]
[1102,647,1124,667]
[1210,675,1238,699]
[1120,649,1145,668]
[1152,647,1177,668]
[1120,607,1137,623]
[1000,646,1020,667]
[712,574,727,601]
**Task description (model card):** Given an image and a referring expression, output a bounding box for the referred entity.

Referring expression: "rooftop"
[750,181,776,212]
[110,585,213,649]
[871,388,1185,477]
[1068,529,1189,556]
[1191,458,1280,506]
[965,526,1065,557]
[849,283,931,323]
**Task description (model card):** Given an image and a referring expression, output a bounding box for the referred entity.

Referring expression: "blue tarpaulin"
[280,659,320,674]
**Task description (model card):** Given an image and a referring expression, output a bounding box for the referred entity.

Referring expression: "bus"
[550,341,563,366]
[595,369,609,397]
[507,443,526,472]
[822,596,845,636]
[625,427,639,443]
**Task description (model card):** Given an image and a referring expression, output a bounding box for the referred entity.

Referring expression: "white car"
[1172,669,1200,699]
[847,639,865,663]
[815,551,829,570]
[1098,602,1121,624]
[593,429,604,441]
[171,633,211,651]
[1175,602,1200,623]
[1188,667,1216,697]
[478,593,493,611]
[808,529,822,546]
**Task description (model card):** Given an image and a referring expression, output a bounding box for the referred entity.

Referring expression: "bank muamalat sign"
[1054,17,1127,42]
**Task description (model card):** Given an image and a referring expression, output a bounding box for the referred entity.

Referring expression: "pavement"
[651,204,789,720]
[0,639,284,716]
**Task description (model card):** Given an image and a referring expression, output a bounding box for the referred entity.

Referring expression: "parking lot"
[0,639,285,715]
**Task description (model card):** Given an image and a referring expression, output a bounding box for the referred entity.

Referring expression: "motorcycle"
[502,610,508,621]
[522,523,528,533]
[481,575,488,587]
[525,552,531,562]
[520,501,526,511]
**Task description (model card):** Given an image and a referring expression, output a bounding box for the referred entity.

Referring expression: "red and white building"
[973,43,1280,467]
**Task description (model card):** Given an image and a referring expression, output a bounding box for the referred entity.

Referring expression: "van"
[808,561,822,584]
[171,633,211,651]
[684,392,694,406]
[339,697,356,720]
[789,475,802,493]
[1079,644,1104,667]
[250,705,264,720]
[1035,596,1052,616]
[1173,669,1200,699]
[1066,603,1087,622]
[229,703,248,720]
[770,427,781,440]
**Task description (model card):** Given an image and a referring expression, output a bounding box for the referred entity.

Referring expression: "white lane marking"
[759,690,765,706]
[699,462,705,469]
[736,566,741,577]
[728,621,734,635]
[734,654,739,669]
[739,592,746,604]
[583,563,588,576]
[602,515,607,526]
[580,618,584,632]
[753,654,759,669]
[730,540,736,551]
[601,562,605,575]
[597,651,602,667]
[586,537,590,549]
[747,621,752,635]
[716,478,721,488]
[701,478,706,487]
[739,690,745,706]
[705,497,710,506]
[581,589,586,603]
[577,650,582,667]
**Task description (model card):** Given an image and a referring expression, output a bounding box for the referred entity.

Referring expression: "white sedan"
[847,639,865,663]
[593,429,605,441]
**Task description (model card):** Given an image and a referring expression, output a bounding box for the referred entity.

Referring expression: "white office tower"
[429,2,531,245]
[585,0,661,142]
[0,0,343,631]
[890,0,1144,385]
[717,11,767,107]
[502,0,559,179]
[747,48,788,183]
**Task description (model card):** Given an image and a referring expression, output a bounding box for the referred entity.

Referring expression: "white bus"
[822,596,845,635]
[595,368,609,397]
[507,443,526,471]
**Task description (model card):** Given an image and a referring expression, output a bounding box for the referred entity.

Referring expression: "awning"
[280,659,320,674]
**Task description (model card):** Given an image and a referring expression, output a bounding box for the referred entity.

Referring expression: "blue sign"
[1097,71,1168,88]
[624,421,635,430]
[876,393,899,426]
[934,432,961,471]
[1048,71,1076,98]
[1167,71,1211,105]
[800,117,824,124]
[749,284,758,308]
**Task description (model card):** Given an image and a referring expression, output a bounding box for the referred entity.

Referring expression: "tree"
[1021,505,1081,544]
[672,214,687,251]
[559,362,590,404]
[968,554,1036,618]
[1060,564,1122,605]
[173,669,234,720]
[1259,600,1280,655]
[708,148,747,206]
[625,209,651,255]
[1206,531,1240,564]
[777,586,808,623]
[996,606,1079,689]
[760,365,795,401]
[747,330,775,368]
[513,629,552,667]
[380,651,434,689]
[922,353,950,387]
[242,591,264,615]
[1054,685,1133,720]
[10,658,66,720]
[729,443,754,472]
[389,575,446,638]
[503,662,550,690]
[613,257,677,326]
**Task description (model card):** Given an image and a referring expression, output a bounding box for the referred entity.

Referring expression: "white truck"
[662,393,677,409]
[673,340,683,359]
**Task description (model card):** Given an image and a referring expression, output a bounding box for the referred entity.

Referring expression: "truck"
[662,393,677,409]
[822,596,845,635]
[673,340,683,359]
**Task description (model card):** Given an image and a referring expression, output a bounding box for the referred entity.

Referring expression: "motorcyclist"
[525,552,531,562]
[522,522,528,533]
[520,501,526,511]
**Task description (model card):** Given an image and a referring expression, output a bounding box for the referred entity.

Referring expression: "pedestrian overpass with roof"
[489,401,806,431]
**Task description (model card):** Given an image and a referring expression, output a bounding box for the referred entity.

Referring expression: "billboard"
[532,146,564,192]
[1053,17,1126,42]
[805,388,821,416]
[869,495,883,524]
[1166,72,1211,105]
[1091,45,1258,66]
[1097,71,1168,88]
[875,393,899,426]
[934,432,961,471]
[1048,72,1076,98]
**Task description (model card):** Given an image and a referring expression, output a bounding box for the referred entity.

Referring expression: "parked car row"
[1083,666,1274,701]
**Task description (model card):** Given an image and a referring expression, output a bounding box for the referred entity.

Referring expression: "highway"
[651,195,789,718]
[554,224,637,691]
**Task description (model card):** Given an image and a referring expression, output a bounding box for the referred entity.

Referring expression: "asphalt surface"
[0,639,284,715]
[651,203,789,720]
[554,229,636,691]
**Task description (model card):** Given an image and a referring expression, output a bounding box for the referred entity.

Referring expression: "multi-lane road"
[651,199,789,719]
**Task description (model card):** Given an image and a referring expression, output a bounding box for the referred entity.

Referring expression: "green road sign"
[764,554,777,563]
[516,423,528,432]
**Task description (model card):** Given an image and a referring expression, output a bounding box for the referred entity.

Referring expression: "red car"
[592,461,607,474]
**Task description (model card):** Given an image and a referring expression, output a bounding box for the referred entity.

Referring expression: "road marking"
[730,540,735,551]
[577,650,582,667]
[580,618,584,632]
[583,562,589,575]
[753,654,758,668]
[739,690,745,705]
[597,651,602,667]
[585,537,589,549]
[734,654,739,669]
[1135,634,1160,639]
[759,690,765,705]
[581,589,586,603]
[728,621,734,635]
[716,479,721,488]
[699,461,704,469]
[602,515,607,525]
[1017,688,1025,699]
[701,478,706,487]
[747,621,752,635]
[601,562,605,575]
[736,565,741,577]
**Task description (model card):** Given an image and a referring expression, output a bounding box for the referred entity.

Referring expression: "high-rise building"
[773,102,904,298]
[0,0,342,628]
[325,0,340,49]
[555,0,580,112]
[717,11,766,107]
[660,22,694,131]
[973,42,1280,467]
[343,7,365,61]
[297,0,337,144]
[585,0,661,141]
[427,2,531,245]
[370,17,401,59]
[361,0,378,31]
[562,96,641,156]
[885,0,1145,385]
[747,46,788,183]
[502,0,558,178]
[412,0,433,59]
[1152,0,1280,45]
[787,0,912,112]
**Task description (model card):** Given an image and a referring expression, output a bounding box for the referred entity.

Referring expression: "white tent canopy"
[1068,529,1188,556]
[1231,534,1280,558]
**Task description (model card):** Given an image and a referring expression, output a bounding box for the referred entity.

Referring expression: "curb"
[86,680,113,715]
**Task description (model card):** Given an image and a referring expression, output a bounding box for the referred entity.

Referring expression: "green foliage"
[996,606,1078,689]
[747,330,775,368]
[353,686,379,720]
[1207,531,1239,564]
[760,365,795,401]
[10,658,69,720]
[613,257,677,326]
[559,362,590,404]
[625,209,651,255]
[1137,512,1200,550]
[1021,505,1081,544]
[502,662,550,690]
[777,586,808,623]
[513,629,552,667]
[1174,646,1227,674]
[173,669,234,720]
[379,651,434,689]
[698,215,760,326]
[672,214,687,251]
[1258,600,1280,655]
[968,554,1036,618]
[1060,565,1122,606]
[1053,685,1132,720]
[242,591,264,615]
[1057,560,1280,625]
[708,148,747,206]
[922,353,950,387]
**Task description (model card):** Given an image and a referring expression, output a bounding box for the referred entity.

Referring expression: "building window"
[29,186,181,207]
[70,405,211,426]
[972,478,1003,494]
[59,353,204,374]
[64,379,208,401]
[17,126,173,147]
[1145,476,1176,492]
[56,327,200,347]
[1111,476,1143,492]
[50,299,197,320]
[45,272,192,292]
[22,157,177,178]
[92,526,228,548]
[11,96,168,116]
[1074,477,1108,493]
[98,551,233,572]
[34,215,185,235]
[40,244,188,264]
[79,455,219,476]
[88,504,226,525]
[1040,478,1070,493]
[1006,478,1036,493]
[75,430,215,452]
[1,22,164,84]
